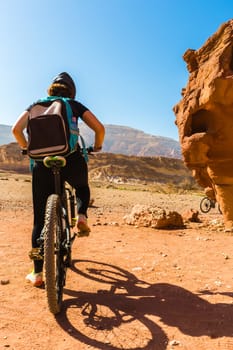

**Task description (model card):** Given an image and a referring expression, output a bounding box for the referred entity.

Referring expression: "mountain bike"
[200,196,222,214]
[38,148,93,314]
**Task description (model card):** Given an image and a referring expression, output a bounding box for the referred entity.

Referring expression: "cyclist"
[12,72,105,286]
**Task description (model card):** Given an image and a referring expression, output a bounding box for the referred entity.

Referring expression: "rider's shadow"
[56,259,233,349]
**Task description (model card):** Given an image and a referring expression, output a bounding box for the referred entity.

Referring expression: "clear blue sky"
[0,0,232,140]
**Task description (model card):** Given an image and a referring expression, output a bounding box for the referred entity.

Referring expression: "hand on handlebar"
[93,145,102,152]
[86,145,102,153]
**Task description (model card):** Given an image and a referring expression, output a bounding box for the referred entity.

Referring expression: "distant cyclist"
[12,72,105,286]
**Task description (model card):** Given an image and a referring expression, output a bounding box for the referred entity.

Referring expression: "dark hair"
[47,83,73,98]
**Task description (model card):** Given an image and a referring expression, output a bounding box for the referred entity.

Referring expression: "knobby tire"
[44,194,65,314]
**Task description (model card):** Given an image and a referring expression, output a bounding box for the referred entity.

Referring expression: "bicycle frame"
[41,156,77,314]
[36,148,93,314]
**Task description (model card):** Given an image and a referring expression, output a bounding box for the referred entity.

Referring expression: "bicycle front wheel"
[43,194,65,314]
[200,197,212,213]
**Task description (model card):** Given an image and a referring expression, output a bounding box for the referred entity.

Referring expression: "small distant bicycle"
[37,147,93,314]
[199,196,222,214]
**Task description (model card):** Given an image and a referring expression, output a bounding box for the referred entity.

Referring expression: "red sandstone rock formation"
[174,19,233,230]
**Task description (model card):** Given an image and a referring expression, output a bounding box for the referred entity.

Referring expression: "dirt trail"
[1,175,233,349]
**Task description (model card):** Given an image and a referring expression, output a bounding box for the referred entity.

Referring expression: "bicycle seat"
[43,156,66,168]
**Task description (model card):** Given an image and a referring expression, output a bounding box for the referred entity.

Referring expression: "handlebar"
[83,146,102,153]
[21,148,27,155]
[86,146,94,154]
[21,145,98,157]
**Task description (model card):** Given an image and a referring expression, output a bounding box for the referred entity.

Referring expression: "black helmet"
[52,72,76,98]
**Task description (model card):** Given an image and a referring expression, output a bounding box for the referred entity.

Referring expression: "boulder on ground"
[182,209,200,223]
[123,204,184,229]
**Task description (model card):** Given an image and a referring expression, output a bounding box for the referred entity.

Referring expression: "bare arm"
[82,110,105,151]
[12,111,29,149]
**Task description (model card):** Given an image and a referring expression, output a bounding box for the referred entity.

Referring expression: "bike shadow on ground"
[55,259,233,350]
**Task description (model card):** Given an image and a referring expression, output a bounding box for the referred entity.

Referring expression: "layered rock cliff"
[174,19,233,230]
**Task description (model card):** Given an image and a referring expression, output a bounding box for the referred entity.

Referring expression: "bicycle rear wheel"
[43,194,66,314]
[200,197,212,213]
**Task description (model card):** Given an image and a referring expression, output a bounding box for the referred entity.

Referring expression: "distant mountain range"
[0,123,181,159]
[0,125,15,145]
[0,142,195,189]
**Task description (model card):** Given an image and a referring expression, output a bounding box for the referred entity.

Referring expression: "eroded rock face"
[173,19,233,229]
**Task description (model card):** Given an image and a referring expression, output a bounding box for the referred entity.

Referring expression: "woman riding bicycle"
[12,72,105,287]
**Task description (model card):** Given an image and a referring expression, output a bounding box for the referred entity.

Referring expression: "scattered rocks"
[1,279,10,285]
[182,209,200,222]
[169,339,181,346]
[123,204,184,229]
[222,253,230,260]
[92,221,120,226]
[132,266,142,271]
